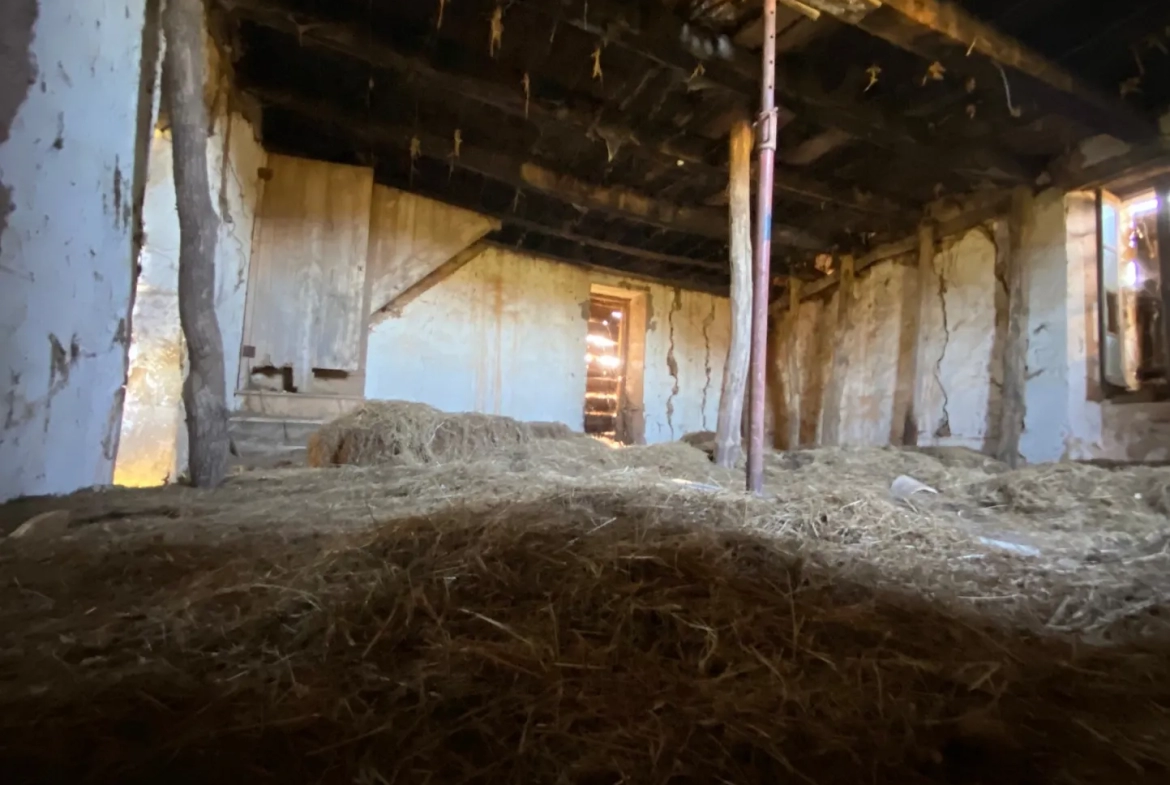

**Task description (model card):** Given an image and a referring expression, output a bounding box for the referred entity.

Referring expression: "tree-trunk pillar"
[163,0,231,487]
[715,117,754,467]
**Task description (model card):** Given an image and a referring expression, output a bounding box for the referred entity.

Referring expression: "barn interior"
[4,0,1170,782]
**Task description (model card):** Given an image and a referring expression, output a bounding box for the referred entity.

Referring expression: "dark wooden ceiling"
[214,0,1170,293]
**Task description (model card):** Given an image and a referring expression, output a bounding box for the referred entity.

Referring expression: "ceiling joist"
[250,87,828,250]
[818,0,1155,141]
[224,0,910,223]
[512,0,1032,182]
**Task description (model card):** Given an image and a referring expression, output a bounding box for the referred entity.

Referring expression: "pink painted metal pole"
[747,0,779,495]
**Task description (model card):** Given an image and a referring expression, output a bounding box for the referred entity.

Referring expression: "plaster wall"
[1,1,153,501]
[366,249,731,442]
[773,228,1001,451]
[838,261,910,446]
[915,228,1002,450]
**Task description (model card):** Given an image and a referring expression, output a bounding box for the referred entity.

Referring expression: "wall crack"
[665,288,681,439]
[933,261,952,439]
[700,300,715,431]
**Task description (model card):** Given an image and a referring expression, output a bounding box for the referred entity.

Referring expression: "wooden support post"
[820,255,855,446]
[890,223,933,446]
[164,0,231,487]
[1156,181,1170,387]
[747,0,780,494]
[785,278,803,450]
[907,222,937,448]
[715,118,754,468]
[996,187,1033,467]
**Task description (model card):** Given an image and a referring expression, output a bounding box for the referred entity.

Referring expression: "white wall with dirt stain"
[112,110,267,487]
[0,1,153,502]
[365,246,730,443]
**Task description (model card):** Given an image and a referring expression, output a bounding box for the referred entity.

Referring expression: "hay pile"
[307,401,552,467]
[3,483,1170,785]
[3,445,1170,783]
[305,401,728,484]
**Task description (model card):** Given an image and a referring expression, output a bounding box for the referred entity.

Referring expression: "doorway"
[584,294,630,442]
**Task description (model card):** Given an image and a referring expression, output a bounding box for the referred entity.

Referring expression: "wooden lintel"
[846,0,1154,141]
[225,0,906,220]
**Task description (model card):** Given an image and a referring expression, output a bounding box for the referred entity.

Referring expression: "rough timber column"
[715,118,754,468]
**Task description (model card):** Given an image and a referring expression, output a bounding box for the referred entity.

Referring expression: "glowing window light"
[1122,260,1140,289]
[586,334,617,348]
[586,353,622,369]
[1127,197,1159,217]
[611,311,623,319]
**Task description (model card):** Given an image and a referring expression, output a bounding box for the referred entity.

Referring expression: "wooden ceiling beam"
[249,86,828,249]
[514,0,1032,182]
[371,165,731,273]
[223,0,908,222]
[821,0,1155,141]
[489,223,723,273]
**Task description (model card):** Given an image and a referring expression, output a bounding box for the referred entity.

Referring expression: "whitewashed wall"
[916,228,1001,450]
[773,227,1004,452]
[838,262,911,446]
[1020,190,1075,463]
[0,1,152,501]
[610,276,730,442]
[366,247,730,442]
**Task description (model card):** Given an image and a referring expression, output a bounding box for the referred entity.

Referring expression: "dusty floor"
[2,441,1170,783]
[4,441,1169,642]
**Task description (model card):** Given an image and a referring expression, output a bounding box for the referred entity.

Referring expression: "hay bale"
[307,401,533,467]
[499,438,731,485]
[618,441,729,482]
[680,429,717,459]
[1,495,1169,784]
[526,421,580,440]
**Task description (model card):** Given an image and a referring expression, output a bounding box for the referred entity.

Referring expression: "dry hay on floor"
[680,429,717,458]
[4,447,1170,783]
[307,401,574,467]
[769,445,1170,537]
[510,438,733,485]
[2,477,1170,785]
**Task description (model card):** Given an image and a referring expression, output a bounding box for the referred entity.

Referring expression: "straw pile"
[2,445,1170,783]
[307,401,558,467]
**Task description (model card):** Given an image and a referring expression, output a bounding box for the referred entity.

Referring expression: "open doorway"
[584,293,630,442]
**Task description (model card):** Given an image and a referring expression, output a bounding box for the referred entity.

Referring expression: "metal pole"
[747,0,778,495]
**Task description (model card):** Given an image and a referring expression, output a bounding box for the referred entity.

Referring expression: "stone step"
[229,416,324,453]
